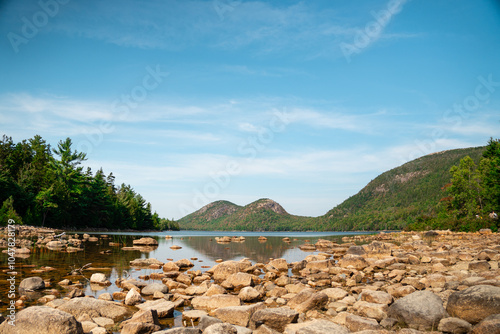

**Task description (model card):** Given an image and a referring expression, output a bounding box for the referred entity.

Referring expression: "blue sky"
[1,0,499,220]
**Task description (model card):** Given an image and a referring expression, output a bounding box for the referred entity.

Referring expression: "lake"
[0,230,374,327]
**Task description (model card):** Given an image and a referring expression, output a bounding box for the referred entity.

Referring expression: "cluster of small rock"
[2,229,500,334]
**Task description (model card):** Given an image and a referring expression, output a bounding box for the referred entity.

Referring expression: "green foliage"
[320,146,486,231]
[0,135,177,230]
[0,196,22,225]
[179,198,317,231]
[406,138,500,232]
[447,156,484,218]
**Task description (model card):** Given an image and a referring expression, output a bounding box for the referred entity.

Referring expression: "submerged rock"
[19,276,45,292]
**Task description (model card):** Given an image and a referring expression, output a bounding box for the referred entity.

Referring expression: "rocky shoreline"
[1,227,500,333]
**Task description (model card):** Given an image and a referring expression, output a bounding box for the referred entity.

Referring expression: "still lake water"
[0,230,373,322]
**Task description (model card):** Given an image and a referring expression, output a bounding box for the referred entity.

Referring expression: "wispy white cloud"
[38,0,417,60]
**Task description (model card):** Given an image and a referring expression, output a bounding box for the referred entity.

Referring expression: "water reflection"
[0,231,372,314]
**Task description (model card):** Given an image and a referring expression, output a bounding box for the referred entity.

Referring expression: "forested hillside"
[179,142,499,232]
[179,198,315,231]
[0,135,178,230]
[318,146,487,231]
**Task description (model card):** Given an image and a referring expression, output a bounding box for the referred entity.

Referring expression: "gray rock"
[136,299,176,318]
[57,297,132,322]
[152,328,201,334]
[198,315,223,331]
[19,276,45,291]
[213,303,265,327]
[388,290,446,330]
[0,306,83,334]
[345,245,366,256]
[447,285,500,324]
[284,320,349,334]
[286,289,328,313]
[142,282,169,295]
[468,261,491,271]
[125,289,143,306]
[438,317,472,334]
[250,307,299,332]
[203,323,238,334]
[121,322,161,334]
[238,286,261,302]
[345,314,381,332]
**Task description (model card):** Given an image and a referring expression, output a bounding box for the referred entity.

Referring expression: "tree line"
[408,138,500,231]
[0,135,179,231]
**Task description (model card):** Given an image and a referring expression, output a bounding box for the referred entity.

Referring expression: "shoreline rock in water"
[2,229,500,333]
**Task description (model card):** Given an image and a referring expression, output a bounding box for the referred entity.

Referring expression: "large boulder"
[250,307,299,332]
[57,297,132,322]
[125,288,143,306]
[360,290,393,305]
[121,309,160,327]
[387,290,446,330]
[19,276,45,291]
[447,285,500,324]
[354,301,388,322]
[284,320,348,334]
[338,255,368,270]
[210,261,244,282]
[286,289,328,313]
[136,299,176,318]
[268,258,289,271]
[321,288,348,301]
[238,286,261,302]
[142,282,169,295]
[0,306,83,334]
[213,303,265,327]
[221,272,256,290]
[362,241,394,258]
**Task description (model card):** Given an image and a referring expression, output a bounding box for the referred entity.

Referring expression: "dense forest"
[318,146,487,231]
[0,135,179,230]
[407,138,500,231]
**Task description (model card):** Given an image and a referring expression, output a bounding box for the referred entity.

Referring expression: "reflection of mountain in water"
[172,236,296,263]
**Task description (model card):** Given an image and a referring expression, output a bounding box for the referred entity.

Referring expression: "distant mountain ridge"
[179,198,310,231]
[178,146,486,231]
